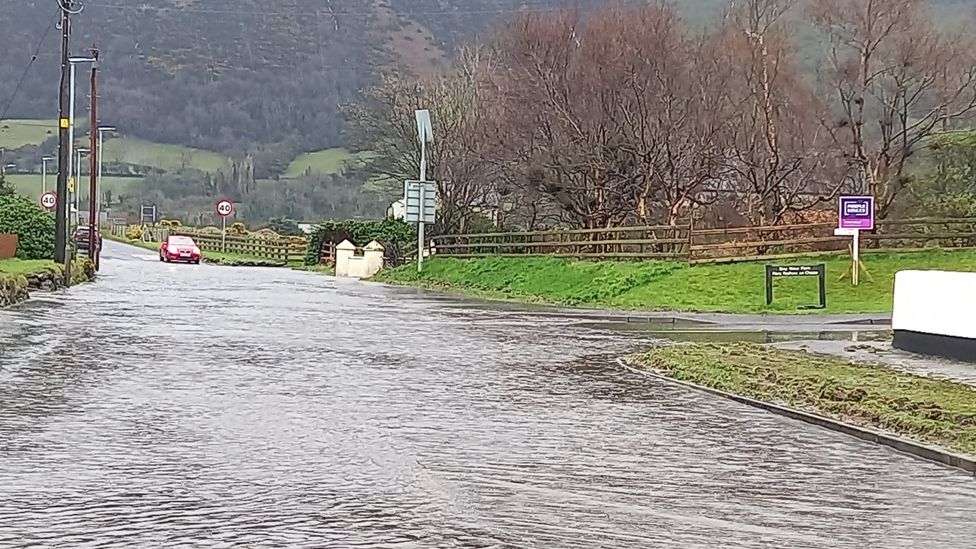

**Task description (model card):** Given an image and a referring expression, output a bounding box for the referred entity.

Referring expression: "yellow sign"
[59,118,69,129]
[68,177,74,192]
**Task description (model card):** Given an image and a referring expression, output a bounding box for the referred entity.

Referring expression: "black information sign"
[765,264,826,309]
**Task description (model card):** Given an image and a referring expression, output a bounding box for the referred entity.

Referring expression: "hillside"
[0,0,611,157]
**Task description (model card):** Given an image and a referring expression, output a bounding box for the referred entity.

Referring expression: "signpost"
[836,195,875,286]
[411,109,435,272]
[404,181,437,225]
[40,191,57,210]
[216,198,234,253]
[765,264,826,309]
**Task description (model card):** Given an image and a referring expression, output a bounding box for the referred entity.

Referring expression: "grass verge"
[373,249,976,314]
[637,343,976,457]
[0,258,60,278]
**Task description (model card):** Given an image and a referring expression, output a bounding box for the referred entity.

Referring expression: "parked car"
[159,235,202,264]
[72,225,102,256]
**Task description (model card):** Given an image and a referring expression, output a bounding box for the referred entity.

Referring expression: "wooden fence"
[111,224,309,263]
[431,224,691,260]
[430,217,976,265]
[172,232,308,263]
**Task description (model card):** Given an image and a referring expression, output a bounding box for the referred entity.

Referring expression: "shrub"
[126,226,143,240]
[228,222,248,235]
[304,218,413,265]
[0,194,56,259]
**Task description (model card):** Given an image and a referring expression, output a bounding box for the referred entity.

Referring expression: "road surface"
[0,240,973,548]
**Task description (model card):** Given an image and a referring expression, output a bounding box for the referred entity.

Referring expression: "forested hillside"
[0,0,615,154]
[1,0,973,225]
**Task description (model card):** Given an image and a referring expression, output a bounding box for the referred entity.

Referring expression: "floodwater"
[0,240,973,548]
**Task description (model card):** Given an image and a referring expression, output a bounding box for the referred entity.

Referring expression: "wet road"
[0,240,974,548]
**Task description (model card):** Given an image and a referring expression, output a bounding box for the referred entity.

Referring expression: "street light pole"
[67,55,97,224]
[88,46,99,265]
[42,156,54,194]
[96,125,115,210]
[74,148,89,226]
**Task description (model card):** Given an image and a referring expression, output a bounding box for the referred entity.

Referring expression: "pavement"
[402,292,892,332]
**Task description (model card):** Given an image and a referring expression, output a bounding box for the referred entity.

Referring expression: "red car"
[159,235,202,264]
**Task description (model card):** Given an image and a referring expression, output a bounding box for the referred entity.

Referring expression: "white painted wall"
[892,270,976,339]
[334,239,385,279]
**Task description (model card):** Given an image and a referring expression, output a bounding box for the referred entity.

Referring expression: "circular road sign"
[215,199,234,217]
[40,191,57,210]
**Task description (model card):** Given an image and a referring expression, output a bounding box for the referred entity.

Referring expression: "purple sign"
[839,195,875,230]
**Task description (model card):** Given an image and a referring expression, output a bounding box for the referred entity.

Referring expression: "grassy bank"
[104,233,290,267]
[0,258,60,278]
[637,343,976,457]
[0,257,96,307]
[374,249,976,314]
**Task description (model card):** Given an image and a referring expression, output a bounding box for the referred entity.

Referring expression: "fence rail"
[110,224,308,263]
[431,224,692,260]
[174,232,307,263]
[431,218,976,265]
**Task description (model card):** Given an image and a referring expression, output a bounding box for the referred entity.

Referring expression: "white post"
[852,229,860,286]
[417,139,426,273]
[41,159,47,194]
[221,215,227,253]
[75,149,82,225]
[67,62,75,190]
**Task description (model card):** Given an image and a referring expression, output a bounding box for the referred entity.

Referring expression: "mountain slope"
[0,0,609,156]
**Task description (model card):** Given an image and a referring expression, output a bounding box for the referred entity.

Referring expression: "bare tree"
[718,0,844,226]
[344,49,498,234]
[811,0,976,217]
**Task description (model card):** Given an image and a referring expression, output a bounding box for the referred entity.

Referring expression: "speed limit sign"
[215,199,234,217]
[40,191,57,210]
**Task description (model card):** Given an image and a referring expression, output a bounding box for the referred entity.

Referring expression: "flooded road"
[0,241,973,548]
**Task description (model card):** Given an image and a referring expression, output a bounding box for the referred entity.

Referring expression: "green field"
[8,174,144,200]
[0,119,59,149]
[101,137,226,172]
[374,249,976,314]
[638,343,976,457]
[283,148,373,177]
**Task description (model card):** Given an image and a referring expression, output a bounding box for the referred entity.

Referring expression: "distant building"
[387,199,405,220]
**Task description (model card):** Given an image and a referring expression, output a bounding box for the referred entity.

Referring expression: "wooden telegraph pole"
[55,1,73,279]
[88,44,99,267]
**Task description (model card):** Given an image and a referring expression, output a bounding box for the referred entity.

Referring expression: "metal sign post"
[414,109,434,272]
[837,196,875,286]
[765,264,826,309]
[216,198,234,253]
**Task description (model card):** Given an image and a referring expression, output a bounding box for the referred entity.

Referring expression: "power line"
[0,11,59,124]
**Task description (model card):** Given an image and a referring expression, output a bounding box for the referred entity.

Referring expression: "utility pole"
[55,1,72,285]
[88,44,99,266]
